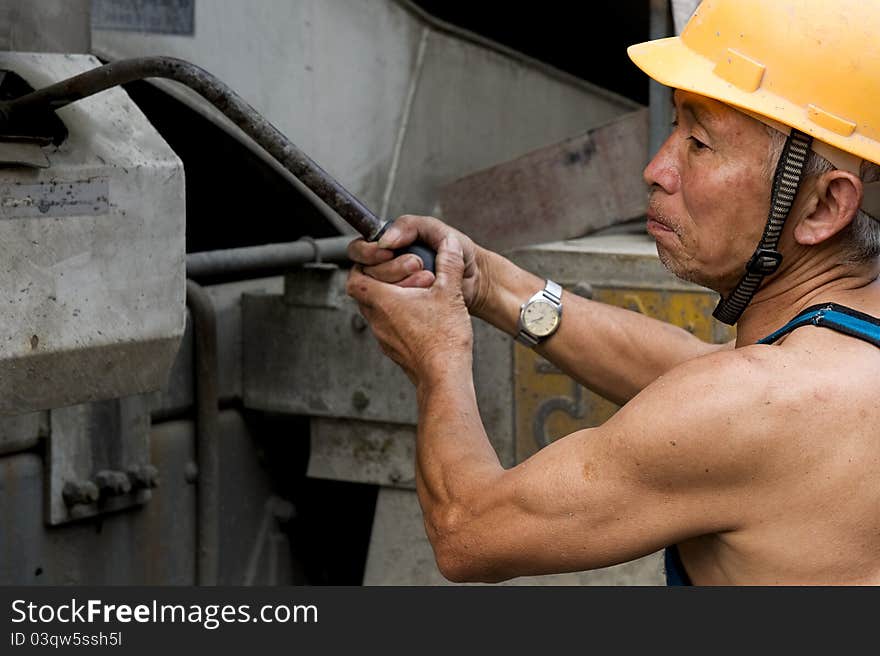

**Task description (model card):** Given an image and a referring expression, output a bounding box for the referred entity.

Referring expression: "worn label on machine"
[92,0,195,35]
[0,178,109,219]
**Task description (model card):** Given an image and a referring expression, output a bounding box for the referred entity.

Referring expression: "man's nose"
[643,134,680,194]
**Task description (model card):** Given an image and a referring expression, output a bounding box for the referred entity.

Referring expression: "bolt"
[127,464,160,490]
[184,461,199,484]
[351,313,368,333]
[352,389,370,411]
[62,480,99,507]
[93,470,131,497]
[571,281,594,300]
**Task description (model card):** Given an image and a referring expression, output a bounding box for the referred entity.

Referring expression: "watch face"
[523,299,559,337]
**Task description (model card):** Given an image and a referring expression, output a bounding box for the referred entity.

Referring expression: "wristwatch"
[516,280,563,347]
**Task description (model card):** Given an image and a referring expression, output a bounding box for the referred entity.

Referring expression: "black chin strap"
[713,129,814,325]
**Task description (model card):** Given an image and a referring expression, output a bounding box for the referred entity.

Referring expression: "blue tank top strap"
[664,545,692,586]
[757,303,880,347]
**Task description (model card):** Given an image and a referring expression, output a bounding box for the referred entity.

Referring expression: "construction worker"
[346,0,880,585]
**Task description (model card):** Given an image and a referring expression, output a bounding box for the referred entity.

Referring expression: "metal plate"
[46,395,153,525]
[243,268,516,469]
[308,418,416,489]
[438,110,649,252]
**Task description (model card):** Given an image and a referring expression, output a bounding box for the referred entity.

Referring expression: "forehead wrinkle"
[672,90,722,131]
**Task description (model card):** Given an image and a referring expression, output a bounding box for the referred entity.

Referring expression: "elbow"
[426,505,508,584]
[434,545,509,584]
[433,536,479,583]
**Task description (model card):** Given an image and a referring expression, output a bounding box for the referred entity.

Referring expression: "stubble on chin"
[656,244,695,283]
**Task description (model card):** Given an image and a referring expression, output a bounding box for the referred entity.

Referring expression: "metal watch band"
[542,280,563,304]
[515,330,541,347]
[516,279,563,347]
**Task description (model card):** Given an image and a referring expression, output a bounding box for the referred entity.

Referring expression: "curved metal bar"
[0,56,385,240]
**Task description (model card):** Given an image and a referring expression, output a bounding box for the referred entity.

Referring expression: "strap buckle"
[746,248,783,275]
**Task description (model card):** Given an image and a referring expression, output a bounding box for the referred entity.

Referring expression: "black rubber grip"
[372,221,436,274]
[395,241,436,274]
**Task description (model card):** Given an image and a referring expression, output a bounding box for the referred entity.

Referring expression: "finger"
[347,238,395,265]
[345,265,378,307]
[397,270,436,288]
[363,254,425,284]
[376,214,452,251]
[434,234,465,291]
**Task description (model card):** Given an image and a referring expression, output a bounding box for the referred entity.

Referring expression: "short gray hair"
[766,127,880,264]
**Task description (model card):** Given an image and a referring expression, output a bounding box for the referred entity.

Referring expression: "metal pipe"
[648,0,673,158]
[186,235,351,282]
[185,280,219,586]
[0,57,386,240]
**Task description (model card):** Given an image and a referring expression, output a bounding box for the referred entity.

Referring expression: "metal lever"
[0,56,436,273]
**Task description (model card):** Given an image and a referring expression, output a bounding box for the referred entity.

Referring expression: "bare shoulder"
[604,328,880,487]
[599,345,802,488]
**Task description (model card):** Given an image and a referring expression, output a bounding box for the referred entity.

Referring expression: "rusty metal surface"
[437,109,649,252]
[308,418,417,489]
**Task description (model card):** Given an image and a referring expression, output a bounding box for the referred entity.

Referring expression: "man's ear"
[793,170,862,246]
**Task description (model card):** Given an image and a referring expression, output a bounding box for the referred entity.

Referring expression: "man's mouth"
[646,208,676,234]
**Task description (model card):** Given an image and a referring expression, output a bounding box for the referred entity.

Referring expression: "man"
[346,0,880,584]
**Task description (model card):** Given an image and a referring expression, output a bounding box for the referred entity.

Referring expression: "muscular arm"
[473,248,730,405]
[417,347,770,583]
[348,235,770,583]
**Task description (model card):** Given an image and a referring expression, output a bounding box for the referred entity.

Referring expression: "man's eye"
[688,136,709,150]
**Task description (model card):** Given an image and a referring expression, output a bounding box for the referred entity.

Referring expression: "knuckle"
[346,238,365,259]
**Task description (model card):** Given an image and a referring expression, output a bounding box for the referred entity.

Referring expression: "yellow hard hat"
[628,0,880,167]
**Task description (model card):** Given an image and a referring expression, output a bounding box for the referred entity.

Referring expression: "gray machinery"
[0,0,722,586]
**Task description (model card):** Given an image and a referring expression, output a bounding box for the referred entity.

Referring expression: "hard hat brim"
[627,37,880,166]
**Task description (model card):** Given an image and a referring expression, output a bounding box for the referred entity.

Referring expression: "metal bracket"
[46,394,158,525]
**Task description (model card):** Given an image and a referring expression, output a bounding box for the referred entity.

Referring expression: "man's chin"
[656,246,706,287]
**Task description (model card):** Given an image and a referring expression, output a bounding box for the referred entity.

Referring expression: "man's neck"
[733,252,880,346]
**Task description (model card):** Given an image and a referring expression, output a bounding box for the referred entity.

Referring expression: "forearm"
[472,248,720,405]
[415,358,504,548]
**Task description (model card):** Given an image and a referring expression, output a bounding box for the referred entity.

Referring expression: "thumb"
[435,234,465,289]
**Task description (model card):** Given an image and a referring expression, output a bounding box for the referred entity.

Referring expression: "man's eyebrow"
[680,101,718,131]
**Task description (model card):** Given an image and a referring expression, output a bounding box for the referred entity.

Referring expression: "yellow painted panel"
[514,288,735,461]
